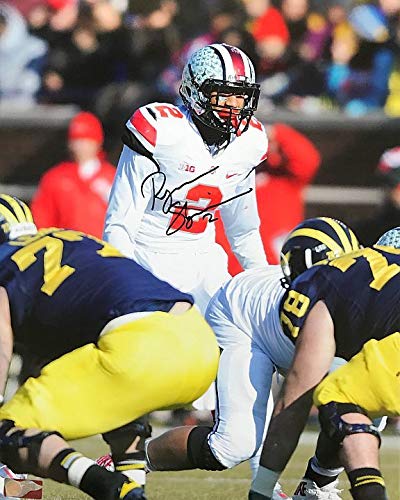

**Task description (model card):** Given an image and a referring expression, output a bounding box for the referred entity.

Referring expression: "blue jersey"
[279,246,400,360]
[0,228,193,360]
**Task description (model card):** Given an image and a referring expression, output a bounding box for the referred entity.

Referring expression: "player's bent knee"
[319,402,381,447]
[187,426,226,471]
[208,437,258,469]
[207,421,260,468]
[0,420,63,474]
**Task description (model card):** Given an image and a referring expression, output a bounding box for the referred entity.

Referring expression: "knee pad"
[0,420,63,474]
[187,426,226,471]
[319,402,381,448]
[103,417,152,456]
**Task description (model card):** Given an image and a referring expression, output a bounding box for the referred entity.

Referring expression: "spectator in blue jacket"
[0,2,47,104]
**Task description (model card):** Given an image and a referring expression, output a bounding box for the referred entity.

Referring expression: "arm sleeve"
[30,172,59,228]
[219,169,268,269]
[103,145,156,257]
[269,124,321,185]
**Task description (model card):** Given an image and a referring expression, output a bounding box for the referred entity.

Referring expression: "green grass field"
[41,431,399,499]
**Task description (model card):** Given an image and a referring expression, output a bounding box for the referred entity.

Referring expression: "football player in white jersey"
[144,218,361,500]
[102,42,268,488]
[103,43,268,315]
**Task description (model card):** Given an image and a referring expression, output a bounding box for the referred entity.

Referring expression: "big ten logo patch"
[178,163,196,173]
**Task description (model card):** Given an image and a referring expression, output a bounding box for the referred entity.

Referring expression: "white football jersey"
[104,102,268,269]
[206,265,294,371]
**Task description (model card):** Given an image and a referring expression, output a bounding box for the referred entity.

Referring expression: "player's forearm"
[261,388,314,471]
[231,229,267,268]
[249,390,313,498]
[224,171,268,268]
[103,147,153,255]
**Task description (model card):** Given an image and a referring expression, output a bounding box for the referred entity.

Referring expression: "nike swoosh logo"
[226,173,239,179]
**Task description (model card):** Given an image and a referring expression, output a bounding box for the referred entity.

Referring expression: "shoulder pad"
[126,105,158,154]
[244,117,268,165]
[147,102,185,120]
[126,103,186,154]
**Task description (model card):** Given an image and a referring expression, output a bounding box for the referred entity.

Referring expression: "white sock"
[310,456,344,478]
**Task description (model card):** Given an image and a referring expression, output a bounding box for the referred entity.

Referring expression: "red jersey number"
[169,184,222,234]
[155,105,184,118]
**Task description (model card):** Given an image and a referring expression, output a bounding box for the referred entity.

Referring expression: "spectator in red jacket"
[31,111,115,238]
[216,123,320,273]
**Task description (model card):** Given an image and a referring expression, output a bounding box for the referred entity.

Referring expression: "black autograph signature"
[141,165,252,235]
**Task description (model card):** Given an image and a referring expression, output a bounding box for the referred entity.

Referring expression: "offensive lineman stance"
[0,195,219,500]
[145,218,360,499]
[249,228,400,500]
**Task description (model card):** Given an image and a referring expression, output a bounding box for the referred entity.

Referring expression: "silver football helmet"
[180,43,260,135]
[376,227,400,248]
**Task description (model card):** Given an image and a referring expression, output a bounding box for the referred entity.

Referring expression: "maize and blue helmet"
[0,194,37,243]
[375,227,400,249]
[179,43,260,135]
[280,217,360,286]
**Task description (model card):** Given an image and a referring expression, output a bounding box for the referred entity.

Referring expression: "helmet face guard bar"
[198,79,260,134]
[280,246,330,287]
[201,79,260,109]
[279,217,361,288]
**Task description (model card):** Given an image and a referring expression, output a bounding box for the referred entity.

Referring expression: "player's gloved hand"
[248,490,271,500]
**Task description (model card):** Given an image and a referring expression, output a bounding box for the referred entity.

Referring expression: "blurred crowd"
[0,0,399,117]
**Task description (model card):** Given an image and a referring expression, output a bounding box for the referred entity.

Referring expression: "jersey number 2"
[169,184,222,234]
